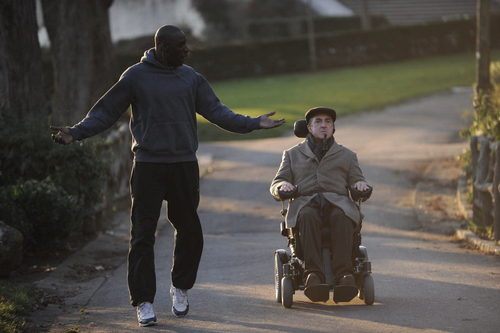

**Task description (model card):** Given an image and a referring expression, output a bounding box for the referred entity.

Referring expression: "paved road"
[42,88,500,332]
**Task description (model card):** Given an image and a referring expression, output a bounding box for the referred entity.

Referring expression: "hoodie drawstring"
[170,68,189,84]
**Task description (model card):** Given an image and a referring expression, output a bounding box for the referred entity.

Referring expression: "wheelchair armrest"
[349,184,373,202]
[278,186,298,200]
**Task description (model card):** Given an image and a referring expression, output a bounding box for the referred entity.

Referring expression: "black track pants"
[128,161,203,307]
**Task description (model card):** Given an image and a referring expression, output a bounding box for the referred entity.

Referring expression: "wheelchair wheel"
[274,251,285,303]
[361,274,375,305]
[281,277,293,308]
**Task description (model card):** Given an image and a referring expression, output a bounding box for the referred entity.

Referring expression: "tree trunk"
[0,0,46,121]
[476,0,491,93]
[41,0,115,125]
[307,0,316,72]
[360,0,372,31]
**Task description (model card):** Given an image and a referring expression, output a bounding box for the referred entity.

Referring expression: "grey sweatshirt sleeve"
[195,74,260,133]
[69,74,133,141]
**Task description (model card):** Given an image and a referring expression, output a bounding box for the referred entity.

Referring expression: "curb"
[455,175,500,256]
[413,159,500,256]
[455,229,500,256]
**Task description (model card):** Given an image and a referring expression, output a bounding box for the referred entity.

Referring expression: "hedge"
[247,15,389,39]
[115,14,499,82]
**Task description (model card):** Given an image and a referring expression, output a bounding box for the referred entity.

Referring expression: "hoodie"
[69,48,261,163]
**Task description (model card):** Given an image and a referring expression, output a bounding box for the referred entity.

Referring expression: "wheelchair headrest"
[294,119,309,138]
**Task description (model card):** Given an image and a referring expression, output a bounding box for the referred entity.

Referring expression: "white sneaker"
[136,302,158,327]
[170,284,189,317]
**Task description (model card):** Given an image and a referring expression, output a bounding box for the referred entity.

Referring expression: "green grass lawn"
[197,50,500,141]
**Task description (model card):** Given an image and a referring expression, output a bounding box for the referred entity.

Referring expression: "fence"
[470,135,500,241]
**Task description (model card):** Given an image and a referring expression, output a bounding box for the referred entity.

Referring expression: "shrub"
[3,178,80,248]
[0,115,106,251]
[492,61,500,84]
[460,63,500,239]
[461,61,500,140]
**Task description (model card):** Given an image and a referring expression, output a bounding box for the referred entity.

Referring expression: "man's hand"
[50,126,74,145]
[259,111,285,129]
[279,182,296,192]
[354,181,369,192]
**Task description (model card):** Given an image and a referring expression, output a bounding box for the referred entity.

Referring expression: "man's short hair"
[155,25,182,48]
[305,107,337,124]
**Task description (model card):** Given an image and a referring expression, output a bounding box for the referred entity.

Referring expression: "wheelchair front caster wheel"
[281,277,293,308]
[360,274,375,305]
[274,250,285,303]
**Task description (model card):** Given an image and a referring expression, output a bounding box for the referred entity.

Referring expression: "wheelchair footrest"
[304,284,329,302]
[333,285,358,303]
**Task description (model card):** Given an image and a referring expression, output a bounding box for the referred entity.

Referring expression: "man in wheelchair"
[270,107,371,303]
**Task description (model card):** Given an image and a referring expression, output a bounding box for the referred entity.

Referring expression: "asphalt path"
[50,88,500,332]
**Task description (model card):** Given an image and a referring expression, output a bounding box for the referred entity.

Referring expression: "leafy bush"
[461,61,500,140]
[3,178,80,248]
[0,116,106,251]
[460,63,500,239]
[492,61,500,84]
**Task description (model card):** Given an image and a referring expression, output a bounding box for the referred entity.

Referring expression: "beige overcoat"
[270,139,366,228]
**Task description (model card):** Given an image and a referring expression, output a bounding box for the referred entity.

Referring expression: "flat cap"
[305,107,336,123]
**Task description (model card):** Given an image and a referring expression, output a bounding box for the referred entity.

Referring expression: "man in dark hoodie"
[51,25,285,327]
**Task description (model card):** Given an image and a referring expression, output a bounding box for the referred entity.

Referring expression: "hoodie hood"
[141,48,163,69]
[141,48,174,69]
[141,48,189,83]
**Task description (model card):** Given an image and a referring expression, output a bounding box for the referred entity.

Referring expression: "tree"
[41,0,116,124]
[0,0,46,121]
[248,0,305,18]
[246,0,307,40]
[192,0,245,43]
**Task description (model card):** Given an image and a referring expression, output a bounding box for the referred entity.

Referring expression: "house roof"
[337,0,500,25]
[302,0,354,16]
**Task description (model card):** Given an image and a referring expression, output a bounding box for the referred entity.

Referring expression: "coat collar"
[297,139,343,160]
[297,140,316,159]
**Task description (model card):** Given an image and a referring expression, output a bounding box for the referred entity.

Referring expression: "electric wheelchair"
[274,120,374,308]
